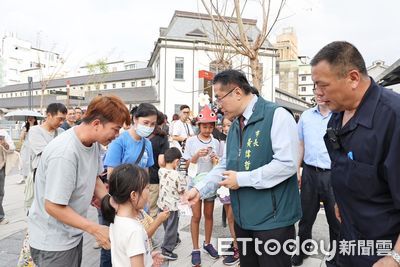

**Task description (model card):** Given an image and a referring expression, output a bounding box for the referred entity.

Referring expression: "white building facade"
[1,11,311,115]
[298,63,314,104]
[148,11,279,117]
[76,60,148,76]
[367,60,389,80]
[0,34,63,86]
[0,68,157,111]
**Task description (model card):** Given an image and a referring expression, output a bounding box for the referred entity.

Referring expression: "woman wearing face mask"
[100,103,158,267]
[104,103,157,177]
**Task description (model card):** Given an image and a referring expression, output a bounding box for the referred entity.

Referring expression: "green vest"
[226,97,301,230]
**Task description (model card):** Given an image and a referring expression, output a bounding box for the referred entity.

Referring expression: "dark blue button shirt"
[324,79,400,266]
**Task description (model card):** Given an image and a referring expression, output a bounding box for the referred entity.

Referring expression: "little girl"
[101,164,163,267]
[183,105,220,266]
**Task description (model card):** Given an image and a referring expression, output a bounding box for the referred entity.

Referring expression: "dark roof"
[0,68,154,93]
[376,58,400,86]
[275,88,310,113]
[148,10,275,66]
[173,10,257,25]
[79,60,124,68]
[275,98,308,113]
[163,10,273,48]
[186,28,208,37]
[0,86,158,109]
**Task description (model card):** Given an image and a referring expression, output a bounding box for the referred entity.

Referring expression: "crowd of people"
[0,41,398,267]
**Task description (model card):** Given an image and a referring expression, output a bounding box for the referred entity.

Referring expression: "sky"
[1,0,399,70]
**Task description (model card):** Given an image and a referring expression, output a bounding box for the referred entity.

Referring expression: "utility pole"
[28,76,33,110]
[66,80,70,107]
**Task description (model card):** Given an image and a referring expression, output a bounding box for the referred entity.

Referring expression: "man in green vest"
[186,69,301,267]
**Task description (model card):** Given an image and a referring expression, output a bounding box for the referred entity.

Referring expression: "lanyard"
[184,123,190,136]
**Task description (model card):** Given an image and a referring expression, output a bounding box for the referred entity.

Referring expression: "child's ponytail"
[100,164,149,224]
[101,194,116,223]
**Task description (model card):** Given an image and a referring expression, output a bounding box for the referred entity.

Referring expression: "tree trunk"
[249,54,262,92]
[40,88,44,113]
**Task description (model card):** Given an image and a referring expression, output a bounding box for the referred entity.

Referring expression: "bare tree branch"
[233,0,252,54]
[214,0,253,55]
[200,0,285,91]
[253,0,270,50]
[203,0,248,55]
[260,0,286,47]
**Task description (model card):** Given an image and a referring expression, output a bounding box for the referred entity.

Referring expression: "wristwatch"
[390,250,400,265]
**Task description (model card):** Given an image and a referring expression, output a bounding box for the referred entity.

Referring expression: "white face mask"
[135,123,154,138]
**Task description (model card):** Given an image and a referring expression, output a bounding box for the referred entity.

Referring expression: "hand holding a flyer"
[155,208,170,224]
[177,195,193,216]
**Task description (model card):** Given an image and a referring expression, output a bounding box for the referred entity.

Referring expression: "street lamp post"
[28,76,33,110]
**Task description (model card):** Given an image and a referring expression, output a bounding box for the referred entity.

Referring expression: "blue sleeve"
[104,137,124,168]
[298,114,304,141]
[145,139,154,167]
[194,149,226,199]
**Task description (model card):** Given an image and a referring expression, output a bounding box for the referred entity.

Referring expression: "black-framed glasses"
[214,87,237,106]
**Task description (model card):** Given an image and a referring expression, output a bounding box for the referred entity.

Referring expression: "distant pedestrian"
[74,107,83,125]
[27,103,67,191]
[171,105,194,152]
[18,116,38,184]
[168,113,180,137]
[160,114,169,135]
[0,128,16,225]
[60,107,76,130]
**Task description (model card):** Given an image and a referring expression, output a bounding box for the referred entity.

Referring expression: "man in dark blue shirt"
[311,41,400,267]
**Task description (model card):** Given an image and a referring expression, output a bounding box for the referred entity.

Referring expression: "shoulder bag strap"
[135,140,146,165]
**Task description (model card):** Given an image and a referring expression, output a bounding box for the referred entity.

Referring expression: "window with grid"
[175,57,184,79]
